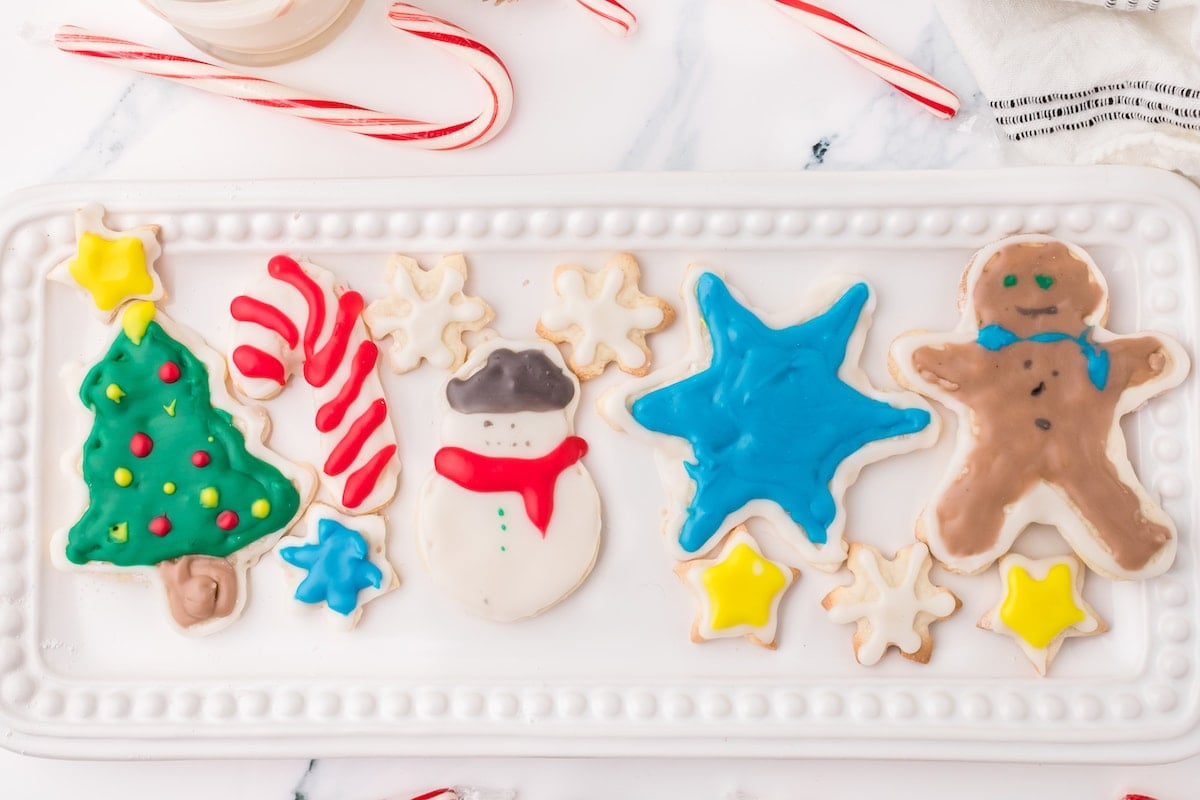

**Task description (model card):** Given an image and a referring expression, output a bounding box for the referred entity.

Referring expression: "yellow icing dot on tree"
[999,564,1086,650]
[121,300,157,345]
[163,482,176,495]
[701,542,787,630]
[69,233,155,312]
[250,499,271,519]
[199,487,219,508]
[105,383,125,403]
[108,522,129,543]
[113,467,133,487]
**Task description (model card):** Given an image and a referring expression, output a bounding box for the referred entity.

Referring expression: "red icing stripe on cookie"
[231,345,286,385]
[230,295,299,349]
[324,399,388,477]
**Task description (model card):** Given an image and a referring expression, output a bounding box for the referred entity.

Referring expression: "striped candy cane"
[769,0,959,119]
[53,2,513,150]
[229,256,401,514]
[574,0,637,36]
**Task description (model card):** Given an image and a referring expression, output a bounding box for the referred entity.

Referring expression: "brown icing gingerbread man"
[891,235,1189,579]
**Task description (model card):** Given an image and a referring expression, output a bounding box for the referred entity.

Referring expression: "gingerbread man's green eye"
[1003,274,1017,287]
[1035,274,1054,290]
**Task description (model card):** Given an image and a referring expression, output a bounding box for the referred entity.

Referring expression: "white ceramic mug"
[140,0,363,65]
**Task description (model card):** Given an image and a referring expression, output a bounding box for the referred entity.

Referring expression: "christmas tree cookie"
[53,209,311,634]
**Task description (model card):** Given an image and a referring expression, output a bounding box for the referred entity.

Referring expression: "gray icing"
[446,348,575,413]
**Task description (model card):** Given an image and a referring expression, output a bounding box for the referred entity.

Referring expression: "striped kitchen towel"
[936,0,1200,179]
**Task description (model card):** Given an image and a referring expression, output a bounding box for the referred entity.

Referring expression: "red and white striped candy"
[229,255,401,514]
[770,0,959,120]
[53,2,513,150]
[574,0,637,36]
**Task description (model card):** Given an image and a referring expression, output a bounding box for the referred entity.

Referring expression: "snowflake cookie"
[364,253,494,373]
[278,504,398,629]
[536,253,675,380]
[821,542,959,665]
[675,526,799,649]
[48,205,164,320]
[979,553,1105,675]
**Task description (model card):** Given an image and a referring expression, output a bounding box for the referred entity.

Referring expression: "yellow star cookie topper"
[49,205,163,320]
[675,526,798,649]
[979,553,1106,675]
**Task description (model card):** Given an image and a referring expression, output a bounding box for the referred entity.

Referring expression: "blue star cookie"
[614,269,935,563]
[280,517,384,616]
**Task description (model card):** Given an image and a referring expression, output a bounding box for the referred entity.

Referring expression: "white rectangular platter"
[0,168,1198,762]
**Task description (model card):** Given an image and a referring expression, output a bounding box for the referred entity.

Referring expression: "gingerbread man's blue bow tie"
[976,324,1110,391]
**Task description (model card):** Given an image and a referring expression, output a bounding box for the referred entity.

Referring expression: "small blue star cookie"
[279,504,397,626]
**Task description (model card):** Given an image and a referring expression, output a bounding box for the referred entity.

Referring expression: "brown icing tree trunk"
[157,556,238,628]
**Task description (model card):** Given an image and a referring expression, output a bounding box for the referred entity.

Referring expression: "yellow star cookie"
[822,542,959,666]
[676,526,798,649]
[979,553,1106,675]
[49,205,163,319]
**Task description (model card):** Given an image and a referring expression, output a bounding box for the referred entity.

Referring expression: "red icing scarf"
[433,436,588,537]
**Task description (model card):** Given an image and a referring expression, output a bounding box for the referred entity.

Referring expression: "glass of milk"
[139,0,364,65]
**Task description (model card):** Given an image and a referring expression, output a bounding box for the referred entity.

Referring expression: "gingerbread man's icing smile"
[891,236,1190,580]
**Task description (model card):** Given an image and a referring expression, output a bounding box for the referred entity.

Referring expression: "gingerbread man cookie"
[891,235,1189,579]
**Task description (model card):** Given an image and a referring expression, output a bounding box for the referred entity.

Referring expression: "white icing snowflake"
[537,254,673,379]
[822,542,959,666]
[364,254,493,373]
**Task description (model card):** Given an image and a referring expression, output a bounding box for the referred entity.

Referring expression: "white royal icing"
[889,234,1189,580]
[417,339,602,623]
[823,542,958,666]
[228,256,400,514]
[365,253,492,373]
[539,263,665,370]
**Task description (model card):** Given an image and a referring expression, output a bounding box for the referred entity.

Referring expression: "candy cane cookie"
[229,255,400,514]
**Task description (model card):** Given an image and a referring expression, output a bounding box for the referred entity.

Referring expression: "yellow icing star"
[703,543,787,629]
[69,233,154,312]
[980,554,1105,675]
[121,300,157,344]
[677,526,798,648]
[50,206,163,320]
[1000,563,1084,649]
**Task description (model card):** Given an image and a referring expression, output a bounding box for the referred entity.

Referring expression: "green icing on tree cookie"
[66,316,300,567]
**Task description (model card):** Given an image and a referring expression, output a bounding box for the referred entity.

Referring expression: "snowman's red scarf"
[433,436,589,537]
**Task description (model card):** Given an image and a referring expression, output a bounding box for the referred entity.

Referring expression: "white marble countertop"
[0,0,1196,797]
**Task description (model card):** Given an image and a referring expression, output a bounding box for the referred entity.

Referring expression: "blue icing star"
[631,272,931,555]
[280,519,384,616]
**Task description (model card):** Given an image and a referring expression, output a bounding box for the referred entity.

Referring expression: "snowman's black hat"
[447,348,575,414]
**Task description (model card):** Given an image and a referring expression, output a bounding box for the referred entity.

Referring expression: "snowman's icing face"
[441,409,570,456]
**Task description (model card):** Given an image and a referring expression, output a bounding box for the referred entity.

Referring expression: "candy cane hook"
[54,3,513,150]
[768,0,959,119]
[229,256,401,514]
[574,0,637,36]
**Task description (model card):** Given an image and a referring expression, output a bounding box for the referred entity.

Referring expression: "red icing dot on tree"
[192,450,211,467]
[216,510,239,530]
[148,515,172,537]
[158,361,181,383]
[130,432,153,458]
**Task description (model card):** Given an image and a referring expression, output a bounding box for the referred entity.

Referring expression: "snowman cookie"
[890,235,1189,579]
[417,340,602,622]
